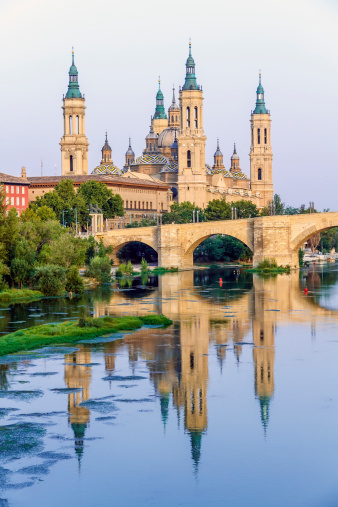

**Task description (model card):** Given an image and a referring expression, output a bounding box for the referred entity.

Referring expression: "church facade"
[60,45,274,210]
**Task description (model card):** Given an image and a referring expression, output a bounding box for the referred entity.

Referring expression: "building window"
[187,150,191,168]
[138,201,140,209]
[134,201,136,208]
[16,186,19,194]
[11,197,14,205]
[16,197,19,205]
[171,115,174,123]
[161,202,163,210]
[130,201,132,209]
[264,128,267,144]
[176,115,178,122]
[142,202,144,209]
[150,202,152,210]
[217,160,219,166]
[194,107,198,128]
[186,107,190,127]
[22,186,25,194]
[11,186,14,193]
[70,155,73,172]
[258,168,262,180]
[146,202,148,209]
[76,115,79,134]
[126,200,128,208]
[257,128,261,144]
[149,142,152,151]
[6,197,9,205]
[69,116,72,134]
[5,186,8,193]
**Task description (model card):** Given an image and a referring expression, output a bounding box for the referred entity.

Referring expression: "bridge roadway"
[95,212,338,268]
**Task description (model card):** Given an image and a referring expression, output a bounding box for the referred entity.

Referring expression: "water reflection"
[1,264,338,502]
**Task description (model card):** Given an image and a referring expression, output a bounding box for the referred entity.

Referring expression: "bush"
[141,258,148,272]
[33,264,67,296]
[65,266,84,294]
[257,258,278,270]
[119,261,134,275]
[85,255,112,283]
[115,269,123,278]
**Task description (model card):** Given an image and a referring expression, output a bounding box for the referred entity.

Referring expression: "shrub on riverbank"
[34,265,67,296]
[0,289,44,303]
[246,258,291,274]
[85,256,112,283]
[0,314,172,357]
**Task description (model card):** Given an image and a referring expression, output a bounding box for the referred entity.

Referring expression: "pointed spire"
[66,49,82,99]
[183,41,199,91]
[253,71,268,114]
[154,78,167,119]
[125,137,135,156]
[233,143,237,154]
[214,138,223,157]
[172,85,176,104]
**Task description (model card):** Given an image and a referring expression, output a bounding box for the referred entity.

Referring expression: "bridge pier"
[253,217,298,268]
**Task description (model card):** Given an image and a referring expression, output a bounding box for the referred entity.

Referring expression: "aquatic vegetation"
[246,258,291,274]
[151,267,179,274]
[0,314,172,357]
[0,290,44,304]
[0,422,46,460]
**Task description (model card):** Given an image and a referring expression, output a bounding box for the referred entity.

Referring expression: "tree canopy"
[162,202,206,224]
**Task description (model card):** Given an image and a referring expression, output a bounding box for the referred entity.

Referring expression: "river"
[1,264,338,507]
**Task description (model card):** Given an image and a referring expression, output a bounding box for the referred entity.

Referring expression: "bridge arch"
[290,213,338,254]
[181,220,254,267]
[99,227,158,266]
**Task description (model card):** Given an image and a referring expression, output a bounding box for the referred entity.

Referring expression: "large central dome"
[157,127,180,149]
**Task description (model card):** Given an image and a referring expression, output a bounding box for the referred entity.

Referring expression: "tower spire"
[66,49,82,99]
[154,78,167,120]
[182,41,199,91]
[253,72,268,114]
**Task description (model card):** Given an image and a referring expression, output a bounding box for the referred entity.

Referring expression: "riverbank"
[0,289,44,304]
[0,314,172,357]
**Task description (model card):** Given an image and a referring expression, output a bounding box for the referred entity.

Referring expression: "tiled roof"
[27,174,170,189]
[0,172,30,185]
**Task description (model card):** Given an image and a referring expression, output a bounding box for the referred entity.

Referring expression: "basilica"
[59,45,273,210]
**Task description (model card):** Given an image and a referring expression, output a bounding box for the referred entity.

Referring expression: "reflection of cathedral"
[58,44,274,209]
[64,348,92,466]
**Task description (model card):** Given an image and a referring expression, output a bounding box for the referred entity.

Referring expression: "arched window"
[76,115,79,134]
[70,155,73,172]
[187,150,191,168]
[69,116,72,135]
[258,168,262,180]
[186,107,190,127]
[171,115,174,123]
[194,107,198,128]
[175,115,178,122]
[126,200,128,208]
[149,142,152,151]
[264,128,267,144]
[257,128,261,144]
[217,160,219,166]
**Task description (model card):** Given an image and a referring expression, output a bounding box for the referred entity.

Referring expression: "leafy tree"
[21,205,57,222]
[232,200,259,218]
[194,235,252,262]
[162,202,206,224]
[85,256,112,283]
[34,264,67,296]
[0,208,20,263]
[205,199,232,221]
[0,184,8,216]
[126,218,157,228]
[0,262,10,291]
[39,234,86,268]
[77,181,124,219]
[260,194,285,216]
[65,266,84,294]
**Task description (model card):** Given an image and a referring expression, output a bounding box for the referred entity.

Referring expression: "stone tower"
[152,79,168,135]
[177,43,207,207]
[249,74,273,207]
[60,50,89,176]
[101,132,112,164]
[212,139,225,171]
[124,138,135,169]
[230,143,241,173]
[168,86,180,128]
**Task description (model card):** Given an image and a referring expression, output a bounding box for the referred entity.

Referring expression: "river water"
[1,264,338,507]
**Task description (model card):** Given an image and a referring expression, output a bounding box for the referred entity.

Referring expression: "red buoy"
[219,278,223,287]
[304,287,308,295]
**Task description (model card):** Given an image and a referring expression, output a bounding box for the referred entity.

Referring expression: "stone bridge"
[95,211,338,268]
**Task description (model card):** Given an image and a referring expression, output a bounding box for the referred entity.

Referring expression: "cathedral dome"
[157,127,180,149]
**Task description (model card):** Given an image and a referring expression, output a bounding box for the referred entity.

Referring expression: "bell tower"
[152,79,168,135]
[212,139,225,171]
[177,43,207,207]
[250,74,273,207]
[60,50,89,176]
[101,132,112,164]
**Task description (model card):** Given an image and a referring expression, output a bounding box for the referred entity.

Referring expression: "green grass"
[0,289,44,304]
[0,314,173,357]
[151,267,179,274]
[245,258,291,275]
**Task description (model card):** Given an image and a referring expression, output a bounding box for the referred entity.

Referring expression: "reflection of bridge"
[96,212,338,268]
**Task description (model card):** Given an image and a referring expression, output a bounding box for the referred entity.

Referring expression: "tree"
[162,202,206,224]
[85,256,112,283]
[205,199,232,221]
[39,233,86,268]
[33,264,67,296]
[65,266,84,294]
[260,194,285,216]
[21,205,57,222]
[77,180,124,219]
[232,200,259,218]
[194,234,252,262]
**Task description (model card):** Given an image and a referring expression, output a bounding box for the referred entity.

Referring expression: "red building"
[0,172,30,215]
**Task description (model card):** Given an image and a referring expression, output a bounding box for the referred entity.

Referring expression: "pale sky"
[1,0,337,210]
